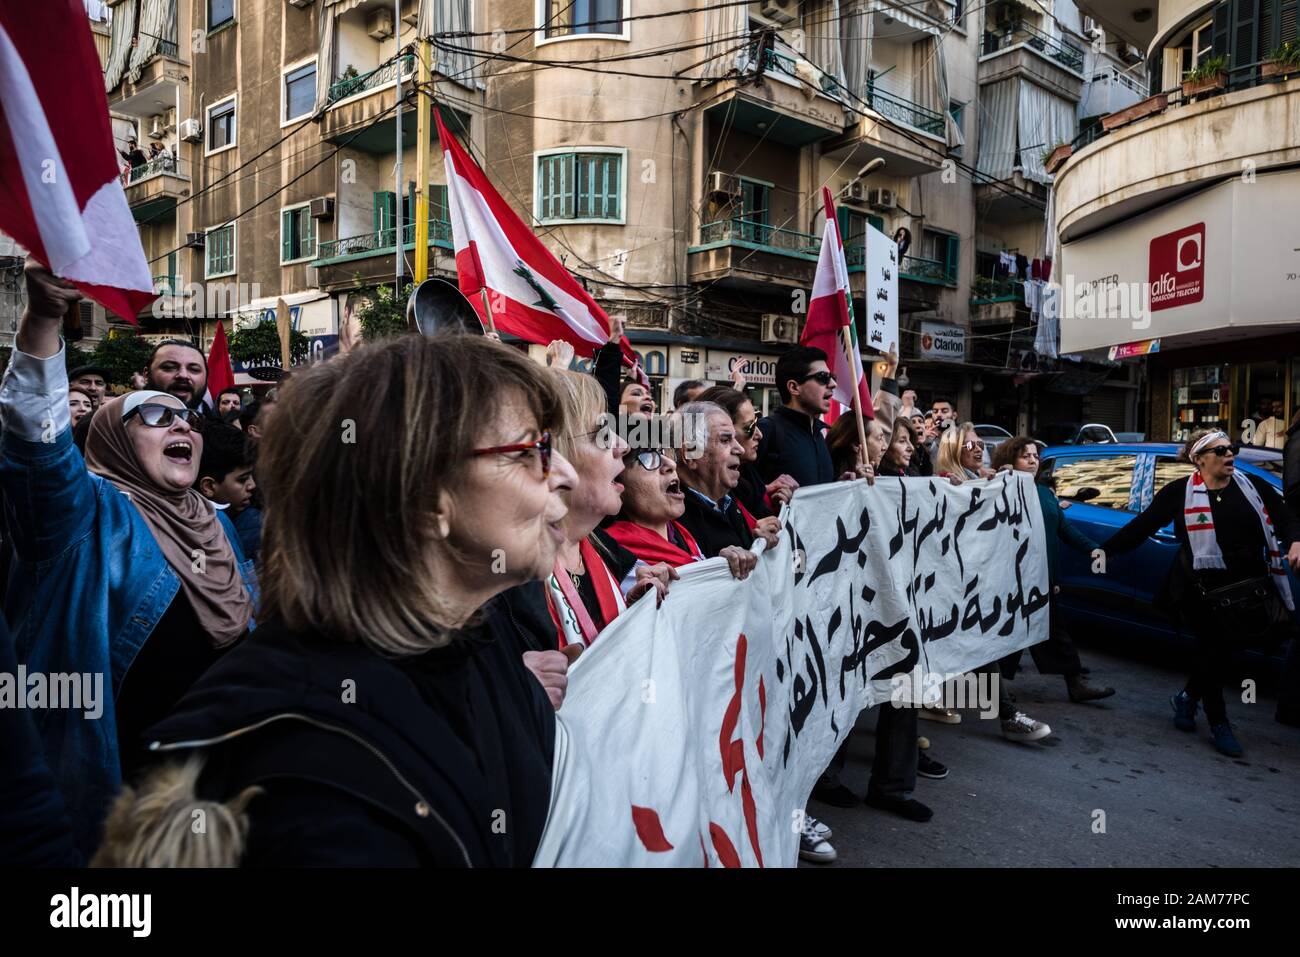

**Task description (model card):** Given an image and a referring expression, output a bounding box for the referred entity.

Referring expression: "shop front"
[227,291,337,387]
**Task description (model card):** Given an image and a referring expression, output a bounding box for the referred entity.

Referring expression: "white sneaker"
[799,814,837,863]
[1001,711,1051,742]
[919,706,961,725]
[808,815,832,842]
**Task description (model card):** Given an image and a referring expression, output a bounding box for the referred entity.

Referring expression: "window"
[543,0,624,39]
[1050,455,1138,511]
[284,62,316,123]
[953,0,964,27]
[837,208,885,253]
[735,177,771,243]
[207,96,236,153]
[281,205,316,263]
[536,151,624,223]
[209,0,234,31]
[206,223,235,278]
[949,101,965,156]
[1153,457,1194,496]
[921,228,960,283]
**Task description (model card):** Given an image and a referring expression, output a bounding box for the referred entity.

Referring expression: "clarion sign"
[920,322,966,360]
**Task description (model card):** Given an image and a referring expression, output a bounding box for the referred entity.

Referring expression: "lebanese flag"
[0,1,154,322]
[435,108,644,380]
[800,187,872,424]
[203,320,236,410]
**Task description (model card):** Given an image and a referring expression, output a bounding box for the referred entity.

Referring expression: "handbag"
[1197,576,1286,642]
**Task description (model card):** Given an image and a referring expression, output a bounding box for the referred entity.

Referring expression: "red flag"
[0,1,154,321]
[204,320,236,410]
[435,108,641,376]
[800,187,872,420]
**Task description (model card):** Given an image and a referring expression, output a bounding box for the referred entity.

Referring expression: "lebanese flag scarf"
[1185,469,1294,610]
[545,536,627,650]
[604,520,705,568]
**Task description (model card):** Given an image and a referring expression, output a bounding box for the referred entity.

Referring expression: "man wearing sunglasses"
[754,346,838,490]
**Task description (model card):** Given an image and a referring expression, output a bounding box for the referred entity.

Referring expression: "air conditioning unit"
[1082,16,1101,39]
[309,196,335,221]
[707,171,741,199]
[185,232,206,248]
[759,0,800,26]
[164,107,177,130]
[866,187,896,211]
[148,114,165,138]
[179,118,202,141]
[838,180,866,204]
[1119,43,1142,64]
[761,313,799,345]
[367,7,394,40]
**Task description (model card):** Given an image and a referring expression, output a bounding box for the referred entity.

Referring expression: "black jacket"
[1285,420,1300,527]
[678,487,754,558]
[592,341,623,416]
[734,462,774,519]
[138,605,557,867]
[756,405,835,489]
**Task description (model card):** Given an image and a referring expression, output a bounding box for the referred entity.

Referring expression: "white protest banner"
[864,225,899,354]
[533,471,1050,867]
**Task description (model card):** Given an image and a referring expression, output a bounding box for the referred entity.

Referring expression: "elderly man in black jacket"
[675,401,781,558]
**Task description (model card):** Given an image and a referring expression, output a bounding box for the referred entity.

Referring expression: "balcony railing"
[970,278,1023,304]
[900,255,957,285]
[328,54,416,105]
[125,155,187,184]
[153,274,180,296]
[982,21,1084,73]
[315,218,454,262]
[696,218,821,259]
[861,83,947,137]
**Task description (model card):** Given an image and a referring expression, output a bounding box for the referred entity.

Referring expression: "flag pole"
[465,240,496,334]
[414,38,431,284]
[823,187,870,468]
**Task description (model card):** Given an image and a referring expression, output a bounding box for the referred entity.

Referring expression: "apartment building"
[92,0,1155,430]
[1056,0,1300,442]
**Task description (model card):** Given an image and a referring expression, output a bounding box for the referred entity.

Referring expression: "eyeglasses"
[628,450,668,471]
[961,440,985,452]
[472,431,552,477]
[799,371,835,386]
[125,403,204,432]
[739,418,760,438]
[1201,443,1239,458]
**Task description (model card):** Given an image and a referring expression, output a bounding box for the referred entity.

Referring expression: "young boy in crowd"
[195,419,262,561]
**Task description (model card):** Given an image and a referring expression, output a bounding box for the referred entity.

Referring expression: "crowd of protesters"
[2,258,1299,867]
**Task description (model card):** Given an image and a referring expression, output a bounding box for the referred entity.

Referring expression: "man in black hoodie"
[756,346,837,489]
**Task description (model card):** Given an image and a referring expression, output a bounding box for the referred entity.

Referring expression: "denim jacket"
[0,345,256,854]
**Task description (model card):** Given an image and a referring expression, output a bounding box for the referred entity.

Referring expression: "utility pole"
[394,0,404,290]
[414,35,431,284]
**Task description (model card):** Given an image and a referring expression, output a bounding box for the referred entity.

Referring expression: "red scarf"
[736,498,758,532]
[547,536,625,648]
[604,520,704,567]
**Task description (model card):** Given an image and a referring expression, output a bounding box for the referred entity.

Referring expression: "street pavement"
[810,633,1300,867]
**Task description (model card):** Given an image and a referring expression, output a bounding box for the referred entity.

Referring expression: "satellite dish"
[406,278,481,336]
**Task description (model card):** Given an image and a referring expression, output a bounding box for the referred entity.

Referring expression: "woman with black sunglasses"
[0,261,255,858]
[1102,429,1300,757]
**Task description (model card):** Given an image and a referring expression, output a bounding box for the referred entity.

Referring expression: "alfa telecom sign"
[1148,223,1204,312]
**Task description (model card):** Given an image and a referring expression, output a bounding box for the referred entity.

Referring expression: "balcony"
[974,171,1049,224]
[312,219,456,291]
[842,246,950,313]
[320,55,421,152]
[124,157,190,222]
[822,85,948,177]
[1055,73,1300,241]
[106,10,185,118]
[979,21,1085,102]
[969,278,1027,325]
[687,218,820,289]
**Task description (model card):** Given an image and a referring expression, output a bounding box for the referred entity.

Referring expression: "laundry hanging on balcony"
[103,0,135,92]
[128,0,176,84]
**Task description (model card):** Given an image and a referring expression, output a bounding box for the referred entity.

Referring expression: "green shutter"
[1232,0,1260,82]
[1283,0,1300,42]
[946,235,960,283]
[430,184,448,223]
[373,191,396,243]
[1213,0,1233,59]
[868,214,885,232]
[282,210,294,262]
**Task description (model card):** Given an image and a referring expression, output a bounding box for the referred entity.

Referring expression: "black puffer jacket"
[108,602,557,867]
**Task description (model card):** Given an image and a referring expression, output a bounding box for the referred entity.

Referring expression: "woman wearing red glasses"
[1103,429,1300,757]
[0,261,255,860]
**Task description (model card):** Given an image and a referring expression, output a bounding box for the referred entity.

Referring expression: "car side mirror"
[1067,486,1101,503]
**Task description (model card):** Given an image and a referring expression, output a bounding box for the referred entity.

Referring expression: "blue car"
[1037,442,1295,663]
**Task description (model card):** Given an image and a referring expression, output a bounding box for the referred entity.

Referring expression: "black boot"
[1066,673,1115,703]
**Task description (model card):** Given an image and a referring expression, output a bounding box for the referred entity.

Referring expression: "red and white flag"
[435,108,644,380]
[203,320,236,410]
[0,0,154,322]
[800,187,872,422]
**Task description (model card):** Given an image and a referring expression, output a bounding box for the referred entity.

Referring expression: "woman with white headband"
[1102,429,1300,757]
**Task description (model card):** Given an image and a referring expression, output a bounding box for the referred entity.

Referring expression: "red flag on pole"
[435,108,645,381]
[204,320,236,410]
[800,187,872,424]
[0,0,155,322]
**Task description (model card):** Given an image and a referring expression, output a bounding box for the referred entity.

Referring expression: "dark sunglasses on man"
[124,402,204,432]
[1201,443,1240,457]
[799,371,835,386]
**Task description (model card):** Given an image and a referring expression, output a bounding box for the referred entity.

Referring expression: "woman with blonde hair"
[1102,428,1300,756]
[935,421,995,482]
[95,333,583,867]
